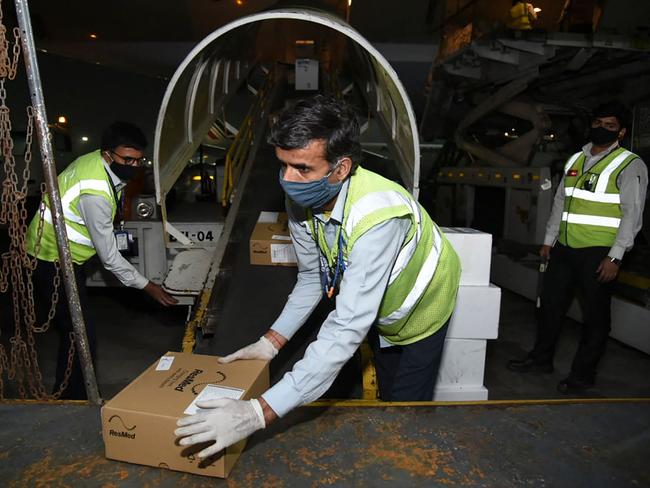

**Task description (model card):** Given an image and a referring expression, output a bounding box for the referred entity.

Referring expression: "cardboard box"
[250,211,297,266]
[448,284,501,339]
[441,227,492,286]
[101,351,269,478]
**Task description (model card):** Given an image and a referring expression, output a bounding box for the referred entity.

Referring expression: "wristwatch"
[609,256,622,266]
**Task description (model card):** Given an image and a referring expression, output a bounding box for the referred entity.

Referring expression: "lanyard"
[105,171,125,230]
[312,217,347,298]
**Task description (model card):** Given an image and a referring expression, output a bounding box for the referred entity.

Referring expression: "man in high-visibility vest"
[507,1,538,30]
[25,121,177,399]
[507,102,648,394]
[175,95,462,459]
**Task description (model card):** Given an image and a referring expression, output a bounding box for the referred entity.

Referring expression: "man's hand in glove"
[175,398,265,459]
[218,332,286,363]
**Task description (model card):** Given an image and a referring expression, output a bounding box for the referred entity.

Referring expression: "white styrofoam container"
[434,385,488,401]
[442,227,492,286]
[436,338,487,388]
[448,284,501,339]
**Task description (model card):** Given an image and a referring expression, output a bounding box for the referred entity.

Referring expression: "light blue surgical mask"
[279,162,343,209]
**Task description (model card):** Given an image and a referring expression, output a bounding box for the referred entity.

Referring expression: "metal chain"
[0,1,73,400]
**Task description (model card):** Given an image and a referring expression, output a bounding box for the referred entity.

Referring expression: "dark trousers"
[369,320,449,401]
[34,259,95,399]
[532,244,613,382]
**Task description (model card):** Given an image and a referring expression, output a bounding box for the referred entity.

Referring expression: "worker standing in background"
[507,1,538,31]
[507,102,648,394]
[25,121,177,399]
[175,95,462,459]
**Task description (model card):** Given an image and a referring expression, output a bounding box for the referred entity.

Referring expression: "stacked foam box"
[434,227,501,401]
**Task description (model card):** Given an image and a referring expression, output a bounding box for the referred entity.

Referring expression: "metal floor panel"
[1,401,649,487]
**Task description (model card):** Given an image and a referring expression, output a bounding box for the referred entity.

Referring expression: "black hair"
[592,102,631,130]
[100,121,148,152]
[267,95,362,172]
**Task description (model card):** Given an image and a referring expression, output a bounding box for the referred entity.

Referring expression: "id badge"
[114,230,130,251]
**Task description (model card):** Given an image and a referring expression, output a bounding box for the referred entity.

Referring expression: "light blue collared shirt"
[262,179,411,417]
[76,157,148,289]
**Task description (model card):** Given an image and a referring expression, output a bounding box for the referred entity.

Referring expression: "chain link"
[0,1,73,400]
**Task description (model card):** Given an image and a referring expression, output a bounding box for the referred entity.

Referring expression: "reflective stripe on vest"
[563,152,582,173]
[564,187,620,204]
[594,150,633,192]
[59,179,114,224]
[344,189,422,285]
[41,203,94,247]
[377,224,442,326]
[561,211,621,228]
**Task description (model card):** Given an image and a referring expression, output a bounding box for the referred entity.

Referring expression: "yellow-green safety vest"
[558,147,638,248]
[308,167,461,346]
[25,150,118,264]
[507,2,533,30]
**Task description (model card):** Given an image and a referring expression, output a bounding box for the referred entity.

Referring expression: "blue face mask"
[279,163,343,209]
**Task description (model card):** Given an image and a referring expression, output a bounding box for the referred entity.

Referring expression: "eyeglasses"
[111,150,145,167]
[591,119,619,131]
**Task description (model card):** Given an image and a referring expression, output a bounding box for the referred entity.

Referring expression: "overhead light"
[235,0,244,5]
[81,136,89,142]
[348,0,352,6]
[57,116,67,124]
[533,7,542,13]
[89,33,98,39]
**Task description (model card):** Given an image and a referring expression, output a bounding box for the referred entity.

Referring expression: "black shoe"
[506,357,553,374]
[557,377,594,395]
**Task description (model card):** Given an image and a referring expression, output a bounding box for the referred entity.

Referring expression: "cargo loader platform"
[2,400,649,487]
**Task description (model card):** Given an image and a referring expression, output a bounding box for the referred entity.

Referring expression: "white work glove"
[175,398,265,459]
[218,336,278,363]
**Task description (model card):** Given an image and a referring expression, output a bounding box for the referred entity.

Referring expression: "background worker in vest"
[507,102,648,394]
[507,1,539,31]
[25,121,177,399]
[175,95,461,459]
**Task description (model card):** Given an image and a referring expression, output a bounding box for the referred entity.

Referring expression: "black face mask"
[110,162,137,181]
[589,126,619,146]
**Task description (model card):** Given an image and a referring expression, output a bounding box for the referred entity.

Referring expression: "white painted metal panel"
[154,8,420,202]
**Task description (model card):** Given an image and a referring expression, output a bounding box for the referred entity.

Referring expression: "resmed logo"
[108,415,136,439]
[174,368,204,392]
[191,372,227,395]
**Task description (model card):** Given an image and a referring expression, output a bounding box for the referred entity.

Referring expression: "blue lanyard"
[312,217,347,298]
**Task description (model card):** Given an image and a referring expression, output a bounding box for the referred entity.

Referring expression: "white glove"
[218,336,278,363]
[175,398,265,459]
